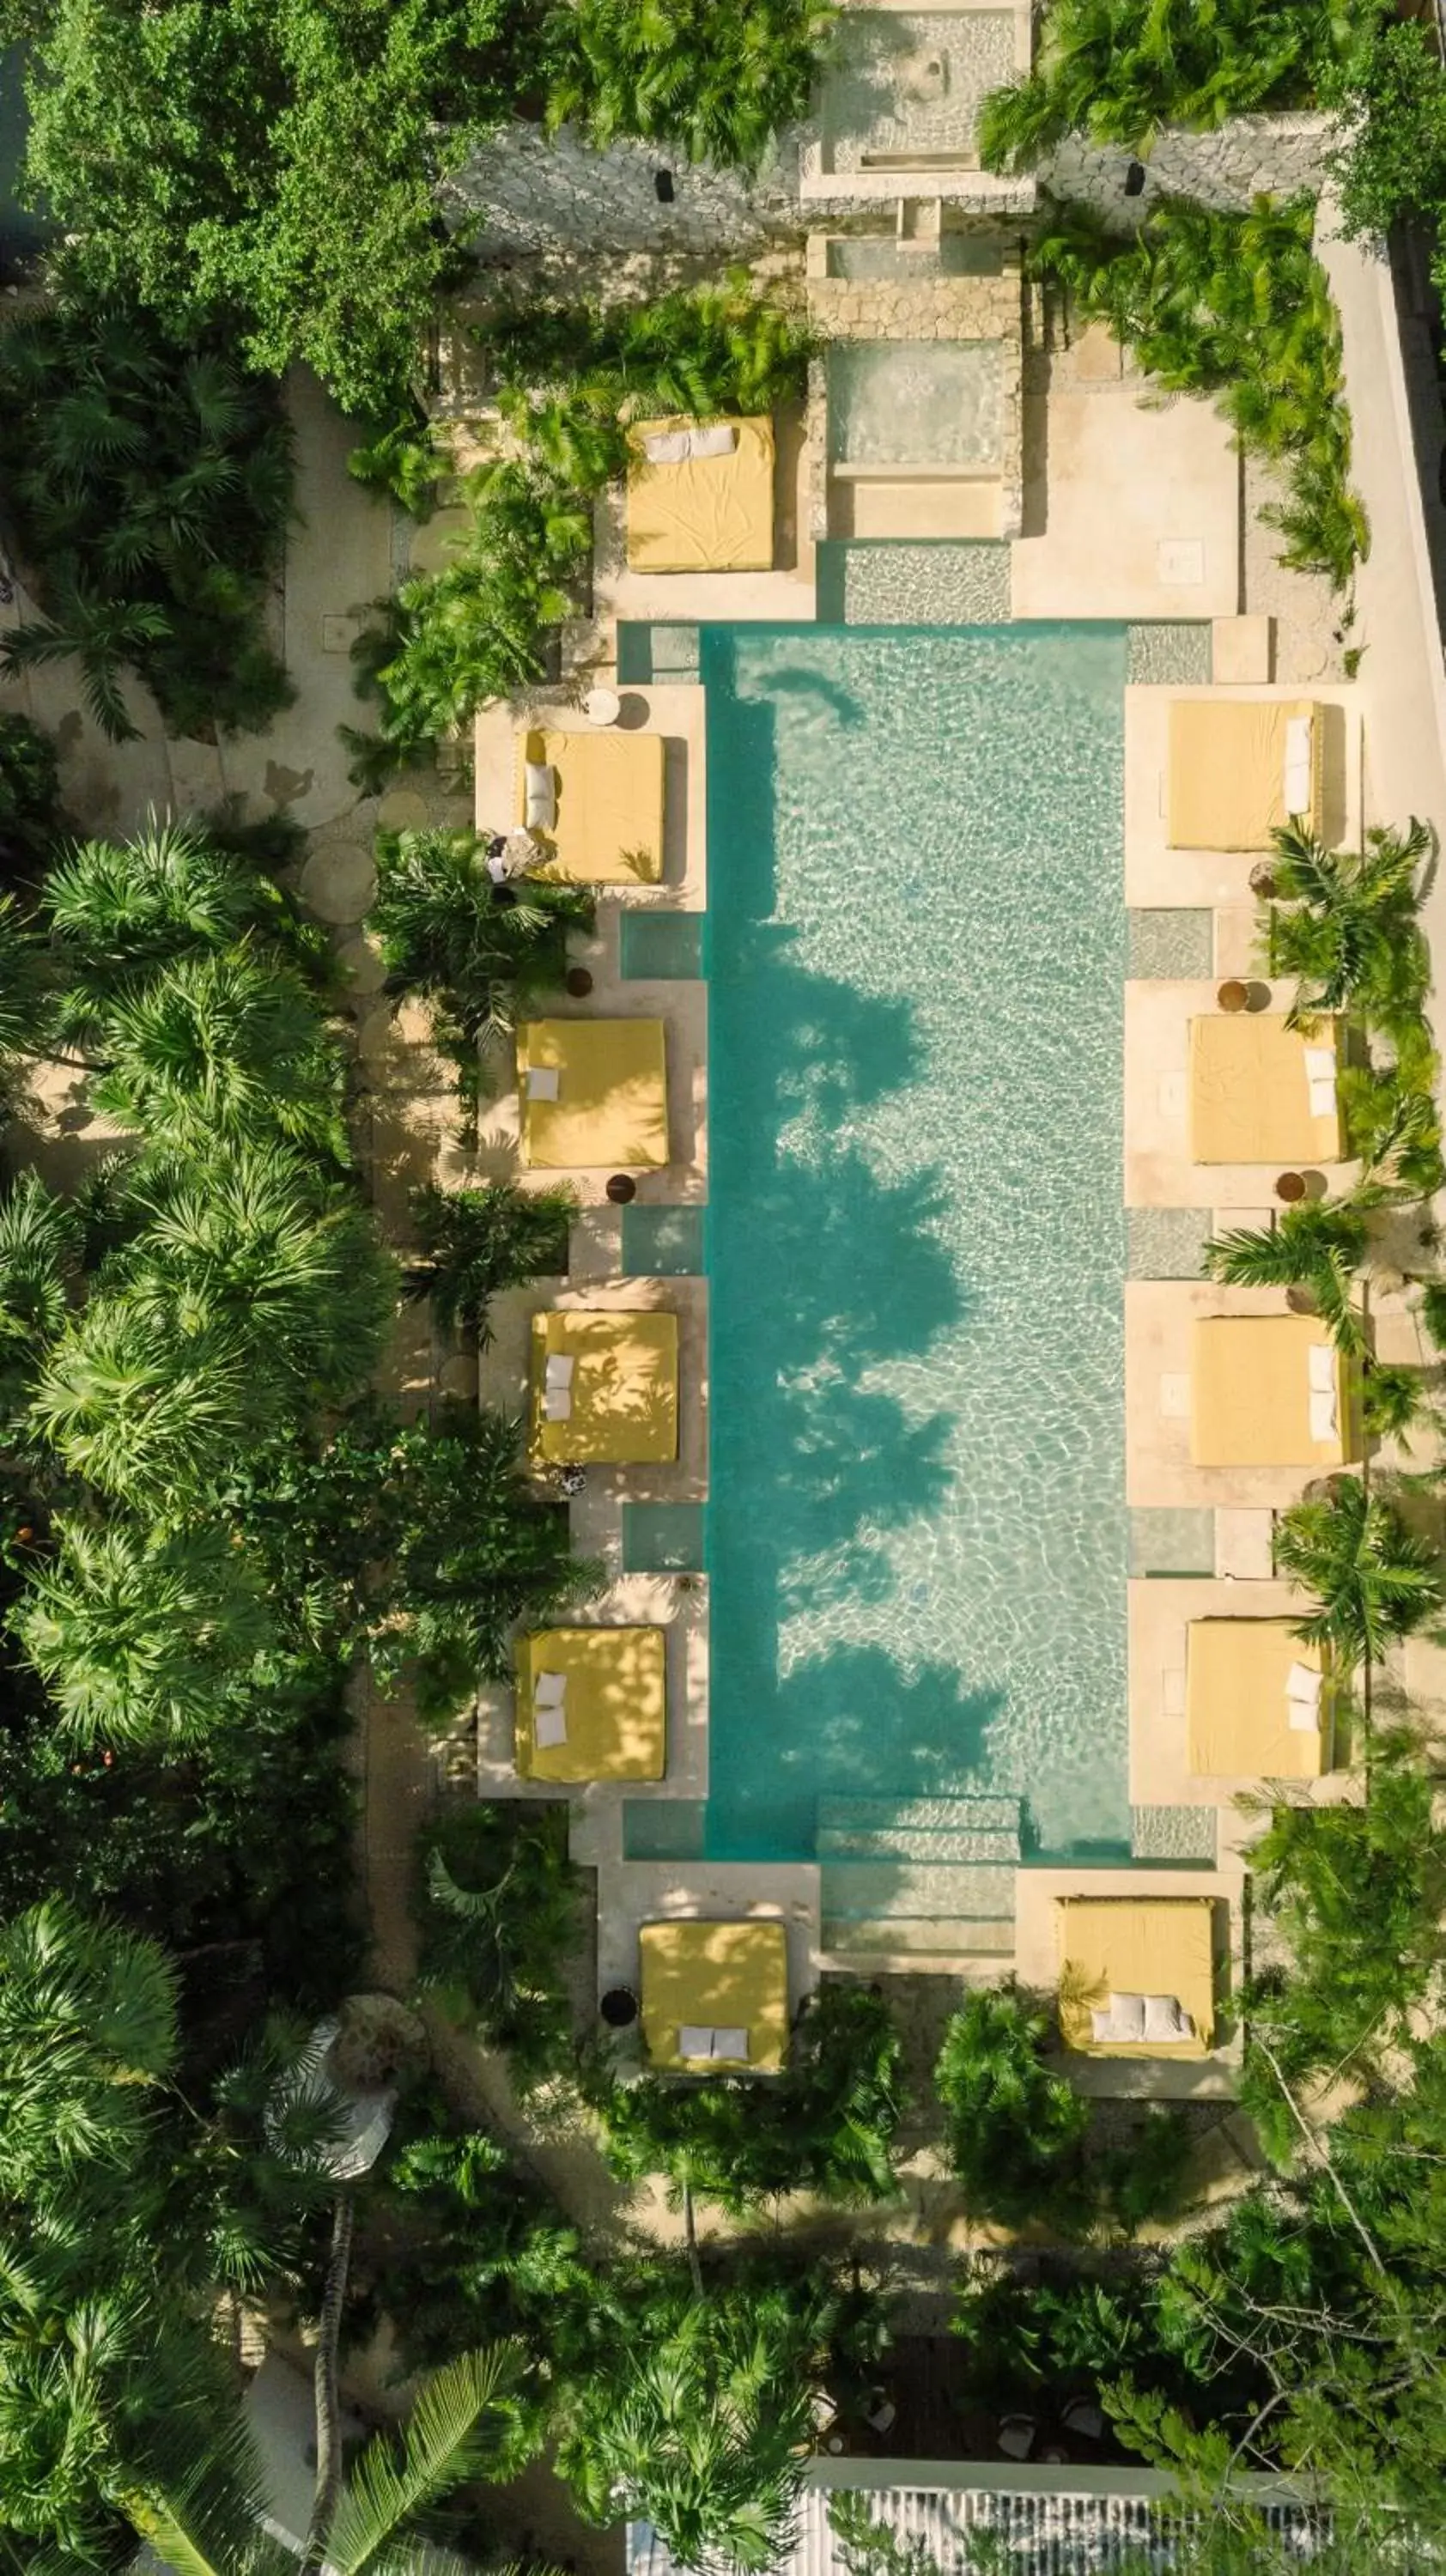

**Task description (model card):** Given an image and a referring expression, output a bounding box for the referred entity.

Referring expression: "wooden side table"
[1217,979,1249,1013]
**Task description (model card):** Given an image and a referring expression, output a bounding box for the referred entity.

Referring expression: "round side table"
[599,1985,639,2030]
[1217,979,1249,1013]
[584,685,623,727]
[606,1173,637,1206]
[565,967,594,998]
[1275,1170,1307,1204]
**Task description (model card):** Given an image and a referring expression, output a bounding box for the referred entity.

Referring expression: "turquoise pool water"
[702,625,1129,1862]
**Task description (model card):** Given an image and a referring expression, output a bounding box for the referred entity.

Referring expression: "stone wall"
[1040,113,1334,232]
[442,119,807,268]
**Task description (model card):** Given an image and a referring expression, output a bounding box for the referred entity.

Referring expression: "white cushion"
[1285,714,1314,766]
[526,1066,560,1102]
[1309,1078,1338,1119]
[544,1353,575,1390]
[643,428,691,465]
[1303,1044,1337,1084]
[711,2025,750,2060]
[1308,1344,1337,1394]
[1283,716,1313,811]
[677,2024,714,2059]
[1286,1658,1321,1705]
[544,1387,573,1421]
[1289,1697,1322,1734]
[524,760,556,830]
[689,422,738,459]
[534,1669,568,1708]
[533,1704,568,1748]
[1142,1992,1194,2043]
[1309,1388,1338,1443]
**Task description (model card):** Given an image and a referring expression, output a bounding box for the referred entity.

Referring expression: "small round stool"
[1217,979,1249,1013]
[584,685,623,727]
[606,1173,637,1205]
[565,966,594,998]
[1275,1170,1307,1205]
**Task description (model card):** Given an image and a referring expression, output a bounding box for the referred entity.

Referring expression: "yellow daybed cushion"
[529,1310,678,1465]
[1168,698,1323,850]
[518,1018,669,1170]
[639,1919,789,2073]
[1189,1013,1343,1164]
[1191,1315,1357,1467]
[516,1625,665,1783]
[1186,1619,1328,1781]
[626,416,776,574]
[1057,1898,1217,2057]
[516,729,665,884]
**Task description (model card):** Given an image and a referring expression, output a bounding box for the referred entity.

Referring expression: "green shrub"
[1323,15,1446,243]
[594,1980,906,2213]
[415,1801,581,2086]
[0,712,61,878]
[539,0,836,170]
[935,1985,1093,2233]
[1031,195,1367,591]
[346,460,592,781]
[978,0,1370,173]
[405,1179,576,1340]
[366,826,592,1102]
[0,295,294,741]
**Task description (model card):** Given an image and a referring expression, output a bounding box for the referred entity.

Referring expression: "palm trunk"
[683,2179,703,2301]
[300,2192,355,2576]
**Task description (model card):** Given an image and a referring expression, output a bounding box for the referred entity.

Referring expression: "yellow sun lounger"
[1187,1619,1328,1781]
[516,729,665,884]
[515,1625,666,1783]
[529,1310,678,1465]
[1057,1897,1218,2057]
[518,1018,669,1170]
[1168,698,1325,850]
[626,416,776,574]
[1191,1315,1357,1467]
[639,1918,789,2073]
[1189,1013,1343,1164]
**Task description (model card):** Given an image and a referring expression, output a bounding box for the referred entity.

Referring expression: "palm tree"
[0,1170,82,1422]
[1274,1475,1443,1673]
[1266,817,1431,1036]
[554,2277,819,2573]
[542,0,836,171]
[11,1516,271,1746]
[405,1179,575,1341]
[934,1986,1091,2233]
[126,2343,532,2576]
[1,586,168,743]
[86,946,348,1161]
[368,828,592,1062]
[29,1298,262,1507]
[45,818,322,1046]
[1204,1196,1373,1356]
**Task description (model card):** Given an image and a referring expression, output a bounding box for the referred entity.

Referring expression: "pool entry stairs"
[818,1794,1019,1965]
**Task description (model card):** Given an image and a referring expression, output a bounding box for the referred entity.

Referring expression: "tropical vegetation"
[0,711,62,877]
[540,0,835,171]
[976,0,1380,172]
[415,1801,582,2087]
[1030,195,1367,590]
[367,827,592,1103]
[0,295,294,740]
[405,1177,575,1340]
[351,276,811,775]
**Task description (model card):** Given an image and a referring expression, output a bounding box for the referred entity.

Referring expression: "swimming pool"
[702,624,1129,1868]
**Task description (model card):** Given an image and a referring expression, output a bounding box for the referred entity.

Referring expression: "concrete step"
[817,1821,1019,1864]
[820,1857,1017,1923]
[823,1917,1018,1959]
[817,1795,1020,1838]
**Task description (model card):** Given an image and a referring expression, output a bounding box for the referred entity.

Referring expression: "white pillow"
[643,428,691,465]
[1289,1697,1322,1734]
[524,761,556,830]
[1286,1658,1321,1705]
[689,422,738,459]
[677,2024,714,2059]
[534,1669,568,1708]
[1107,1989,1147,2038]
[712,2025,750,2060]
[526,1066,560,1102]
[1308,1079,1338,1119]
[544,1388,573,1421]
[1303,1043,1337,1084]
[1309,1388,1338,1443]
[534,1704,568,1748]
[544,1353,574,1390]
[1308,1344,1336,1395]
[1142,1993,1194,2043]
[1283,715,1313,812]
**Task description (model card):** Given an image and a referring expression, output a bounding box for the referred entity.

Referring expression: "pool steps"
[818,1793,1019,1960]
